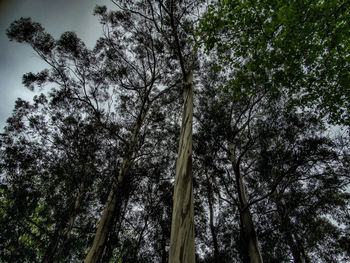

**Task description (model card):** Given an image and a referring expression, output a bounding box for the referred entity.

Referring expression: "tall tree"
[6,14,179,262]
[108,1,205,261]
[3,1,350,262]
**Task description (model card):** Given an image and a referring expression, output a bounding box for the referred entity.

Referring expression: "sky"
[0,0,114,131]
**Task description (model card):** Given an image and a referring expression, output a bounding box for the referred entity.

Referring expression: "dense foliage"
[1,0,349,262]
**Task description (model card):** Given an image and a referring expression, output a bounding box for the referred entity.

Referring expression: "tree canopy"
[198,0,350,125]
[1,1,349,262]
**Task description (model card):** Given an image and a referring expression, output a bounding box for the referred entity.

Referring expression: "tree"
[6,13,180,262]
[2,1,350,262]
[198,0,350,125]
[103,1,205,261]
[194,60,350,262]
[0,91,106,262]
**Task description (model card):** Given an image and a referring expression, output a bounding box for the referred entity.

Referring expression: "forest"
[0,0,349,262]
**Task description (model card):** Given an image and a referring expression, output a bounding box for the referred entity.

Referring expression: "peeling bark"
[169,72,195,263]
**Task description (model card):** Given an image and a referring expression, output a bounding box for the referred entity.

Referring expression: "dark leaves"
[7,17,55,54]
[22,70,49,91]
[57,31,85,58]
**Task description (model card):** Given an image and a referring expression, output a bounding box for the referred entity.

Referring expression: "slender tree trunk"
[101,191,130,263]
[133,215,149,262]
[42,182,86,263]
[229,142,263,263]
[52,182,86,263]
[161,233,167,263]
[206,174,219,263]
[84,105,150,263]
[274,196,303,263]
[295,234,311,263]
[169,72,195,263]
[284,230,303,263]
[160,207,168,263]
[84,165,125,263]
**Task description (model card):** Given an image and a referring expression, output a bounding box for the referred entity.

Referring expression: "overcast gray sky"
[0,0,113,131]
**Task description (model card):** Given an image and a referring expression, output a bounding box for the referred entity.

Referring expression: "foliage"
[198,0,350,125]
[1,1,349,262]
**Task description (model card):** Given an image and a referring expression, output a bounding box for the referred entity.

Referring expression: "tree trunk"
[295,234,311,263]
[84,104,150,263]
[284,231,303,263]
[206,174,219,263]
[133,215,149,262]
[168,72,195,263]
[239,207,263,263]
[161,233,167,263]
[101,192,129,263]
[42,182,86,263]
[83,167,124,263]
[229,142,263,263]
[53,182,86,263]
[274,196,303,263]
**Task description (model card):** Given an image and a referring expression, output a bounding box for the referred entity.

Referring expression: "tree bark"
[52,182,86,263]
[206,174,220,263]
[168,72,195,263]
[83,166,124,263]
[229,141,263,263]
[42,182,86,263]
[101,192,129,263]
[84,104,150,263]
[239,207,263,263]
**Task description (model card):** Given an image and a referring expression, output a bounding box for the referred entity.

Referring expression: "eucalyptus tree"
[198,0,350,125]
[103,1,208,261]
[194,58,350,262]
[99,93,180,262]
[83,7,182,261]
[195,63,273,263]
[0,87,107,262]
[7,0,210,260]
[6,10,181,261]
[251,105,350,262]
[196,1,350,262]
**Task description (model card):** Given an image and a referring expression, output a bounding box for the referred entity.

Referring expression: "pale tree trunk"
[42,182,86,263]
[52,182,86,263]
[239,207,263,263]
[205,174,219,263]
[101,193,129,263]
[229,142,263,263]
[83,163,126,263]
[169,72,195,263]
[84,105,150,263]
